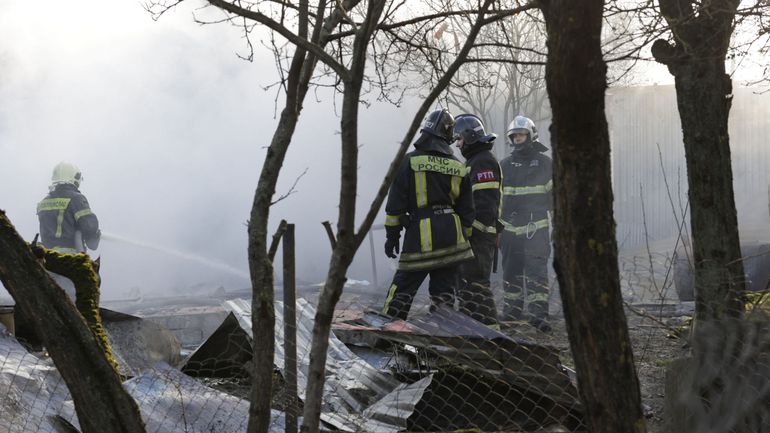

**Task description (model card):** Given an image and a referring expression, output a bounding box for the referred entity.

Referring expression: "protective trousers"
[458,231,499,327]
[382,266,458,321]
[500,229,550,322]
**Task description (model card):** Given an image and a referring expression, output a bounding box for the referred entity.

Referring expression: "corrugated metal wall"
[607,85,770,250]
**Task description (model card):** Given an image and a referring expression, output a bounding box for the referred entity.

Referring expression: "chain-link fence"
[2,243,770,432]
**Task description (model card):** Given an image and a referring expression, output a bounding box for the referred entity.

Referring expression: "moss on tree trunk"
[35,247,119,373]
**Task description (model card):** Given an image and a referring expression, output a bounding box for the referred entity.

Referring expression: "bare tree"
[148,2,368,431]
[299,2,542,431]
[539,1,647,432]
[428,0,668,161]
[651,0,744,323]
[647,2,770,431]
[0,212,146,433]
[148,1,538,432]
[446,8,549,158]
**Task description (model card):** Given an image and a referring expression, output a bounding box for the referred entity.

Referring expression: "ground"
[504,308,689,433]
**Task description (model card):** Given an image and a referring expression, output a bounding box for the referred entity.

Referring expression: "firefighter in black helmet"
[453,114,501,329]
[499,115,553,332]
[382,109,475,320]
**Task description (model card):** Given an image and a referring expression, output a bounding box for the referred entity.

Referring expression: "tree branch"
[354,0,506,246]
[464,57,545,65]
[321,221,337,249]
[207,0,351,81]
[271,167,309,205]
[268,220,289,261]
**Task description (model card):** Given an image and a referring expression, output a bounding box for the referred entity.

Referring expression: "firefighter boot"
[502,275,525,321]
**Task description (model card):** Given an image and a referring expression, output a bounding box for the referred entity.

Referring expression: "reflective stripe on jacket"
[37,184,99,251]
[499,140,553,235]
[384,149,475,271]
[465,145,502,235]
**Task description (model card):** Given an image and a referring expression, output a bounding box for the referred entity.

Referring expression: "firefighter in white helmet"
[37,162,101,253]
[499,116,553,332]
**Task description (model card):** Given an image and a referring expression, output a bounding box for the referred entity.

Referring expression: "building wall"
[607,85,770,250]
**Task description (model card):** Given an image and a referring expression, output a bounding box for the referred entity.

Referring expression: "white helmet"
[51,162,83,188]
[506,115,538,145]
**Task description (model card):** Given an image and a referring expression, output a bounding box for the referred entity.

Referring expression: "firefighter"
[37,162,101,253]
[382,109,475,321]
[499,116,553,332]
[453,114,501,329]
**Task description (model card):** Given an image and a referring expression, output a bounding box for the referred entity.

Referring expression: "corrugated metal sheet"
[54,362,288,433]
[350,306,580,408]
[224,298,406,428]
[0,319,283,433]
[0,329,71,433]
[341,306,584,431]
[184,298,430,433]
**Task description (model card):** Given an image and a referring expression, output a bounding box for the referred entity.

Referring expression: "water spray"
[100,231,250,280]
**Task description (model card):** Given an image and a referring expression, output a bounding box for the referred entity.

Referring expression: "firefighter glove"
[384,238,400,258]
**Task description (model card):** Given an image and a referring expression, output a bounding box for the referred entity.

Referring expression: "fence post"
[368,230,378,289]
[283,223,298,433]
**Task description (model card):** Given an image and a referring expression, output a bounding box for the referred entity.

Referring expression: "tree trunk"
[243,2,363,430]
[0,212,146,433]
[298,1,514,431]
[299,3,385,431]
[540,2,647,432]
[651,4,745,431]
[247,106,299,433]
[674,61,743,320]
[650,0,743,323]
[300,249,355,433]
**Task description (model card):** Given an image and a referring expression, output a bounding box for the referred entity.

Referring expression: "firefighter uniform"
[382,110,475,321]
[454,114,501,328]
[500,118,552,329]
[37,165,100,253]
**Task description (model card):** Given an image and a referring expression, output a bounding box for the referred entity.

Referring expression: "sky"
[0,0,420,300]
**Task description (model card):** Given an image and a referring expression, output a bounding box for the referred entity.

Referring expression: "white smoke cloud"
[0,0,419,300]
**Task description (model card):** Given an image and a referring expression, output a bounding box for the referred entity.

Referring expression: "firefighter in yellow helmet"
[37,162,101,253]
[381,109,475,320]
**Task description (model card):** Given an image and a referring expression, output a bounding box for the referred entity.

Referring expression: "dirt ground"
[504,308,689,433]
[625,312,689,431]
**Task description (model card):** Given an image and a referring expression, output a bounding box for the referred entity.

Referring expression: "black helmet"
[420,109,455,142]
[453,114,496,145]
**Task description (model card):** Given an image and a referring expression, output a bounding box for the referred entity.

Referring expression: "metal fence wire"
[2,248,770,433]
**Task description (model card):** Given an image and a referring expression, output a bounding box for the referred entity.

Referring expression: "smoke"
[0,0,420,301]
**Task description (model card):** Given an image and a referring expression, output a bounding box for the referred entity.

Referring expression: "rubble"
[184,298,430,432]
[334,306,585,431]
[1,286,586,432]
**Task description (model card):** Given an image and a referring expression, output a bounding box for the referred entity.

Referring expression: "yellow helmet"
[51,162,83,188]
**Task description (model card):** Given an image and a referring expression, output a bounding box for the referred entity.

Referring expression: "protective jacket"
[499,139,552,325]
[37,184,100,252]
[499,140,552,235]
[384,136,475,271]
[463,141,502,235]
[457,140,501,327]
